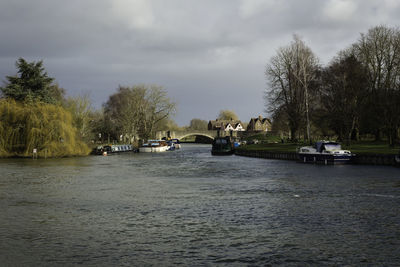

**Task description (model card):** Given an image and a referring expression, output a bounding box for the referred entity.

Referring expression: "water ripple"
[0,144,399,266]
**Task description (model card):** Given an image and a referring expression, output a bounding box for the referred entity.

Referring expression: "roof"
[208,119,243,129]
[249,115,271,125]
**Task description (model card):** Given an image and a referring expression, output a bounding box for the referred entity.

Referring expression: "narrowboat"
[94,144,135,155]
[298,141,354,164]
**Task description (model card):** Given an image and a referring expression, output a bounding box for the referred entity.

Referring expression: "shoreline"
[235,149,400,167]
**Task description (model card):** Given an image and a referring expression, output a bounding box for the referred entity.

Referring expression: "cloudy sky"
[1,0,400,125]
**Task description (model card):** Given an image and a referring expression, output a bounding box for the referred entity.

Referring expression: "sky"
[1,0,400,126]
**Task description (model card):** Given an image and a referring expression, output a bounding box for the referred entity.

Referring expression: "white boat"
[298,141,354,164]
[139,140,169,152]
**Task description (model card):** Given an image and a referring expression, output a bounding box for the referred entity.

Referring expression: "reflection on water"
[1,144,399,266]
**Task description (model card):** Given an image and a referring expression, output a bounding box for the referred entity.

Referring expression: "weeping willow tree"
[0,99,90,158]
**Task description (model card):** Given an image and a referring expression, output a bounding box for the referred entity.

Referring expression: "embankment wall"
[235,149,399,166]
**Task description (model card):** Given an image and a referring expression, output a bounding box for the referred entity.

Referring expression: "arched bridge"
[156,130,236,141]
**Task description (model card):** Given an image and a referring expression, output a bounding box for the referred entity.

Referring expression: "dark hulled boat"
[211,136,234,156]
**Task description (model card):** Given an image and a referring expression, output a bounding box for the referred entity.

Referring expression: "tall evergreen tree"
[0,58,59,104]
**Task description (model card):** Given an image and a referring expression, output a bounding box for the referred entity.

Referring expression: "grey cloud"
[1,0,399,125]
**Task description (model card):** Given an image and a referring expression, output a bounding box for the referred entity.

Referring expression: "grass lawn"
[237,143,299,153]
[343,141,400,155]
[238,141,400,155]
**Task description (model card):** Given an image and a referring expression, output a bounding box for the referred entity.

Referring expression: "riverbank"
[0,148,90,158]
[235,142,400,166]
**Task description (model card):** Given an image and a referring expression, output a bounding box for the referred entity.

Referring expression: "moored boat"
[164,138,181,150]
[211,136,234,156]
[171,139,181,149]
[94,144,135,155]
[139,140,169,152]
[298,140,354,164]
[166,140,176,151]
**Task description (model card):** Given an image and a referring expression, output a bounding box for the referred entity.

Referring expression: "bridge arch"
[177,133,215,141]
[156,130,220,141]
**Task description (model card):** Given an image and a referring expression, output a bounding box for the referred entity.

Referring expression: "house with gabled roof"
[208,119,245,131]
[247,115,272,132]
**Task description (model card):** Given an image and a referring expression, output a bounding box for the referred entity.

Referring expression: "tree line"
[0,56,246,158]
[98,85,176,143]
[0,58,176,157]
[266,25,400,146]
[0,58,91,157]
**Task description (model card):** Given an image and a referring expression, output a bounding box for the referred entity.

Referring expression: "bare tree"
[136,85,176,141]
[64,93,93,142]
[320,52,368,144]
[188,118,208,130]
[353,25,400,145]
[265,35,319,142]
[104,84,176,142]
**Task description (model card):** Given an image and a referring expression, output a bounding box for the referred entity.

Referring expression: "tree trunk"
[351,128,359,141]
[346,117,357,145]
[290,128,297,142]
[388,128,397,147]
[304,85,311,144]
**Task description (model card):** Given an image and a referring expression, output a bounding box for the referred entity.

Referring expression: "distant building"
[247,115,272,132]
[208,119,245,131]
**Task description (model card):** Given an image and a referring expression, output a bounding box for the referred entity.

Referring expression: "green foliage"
[237,143,299,152]
[48,84,67,105]
[90,108,114,143]
[0,99,90,158]
[0,58,61,104]
[243,133,281,143]
[217,110,239,121]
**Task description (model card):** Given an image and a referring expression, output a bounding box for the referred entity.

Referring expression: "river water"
[0,144,399,266]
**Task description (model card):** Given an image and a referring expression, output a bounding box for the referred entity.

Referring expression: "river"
[1,144,399,266]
